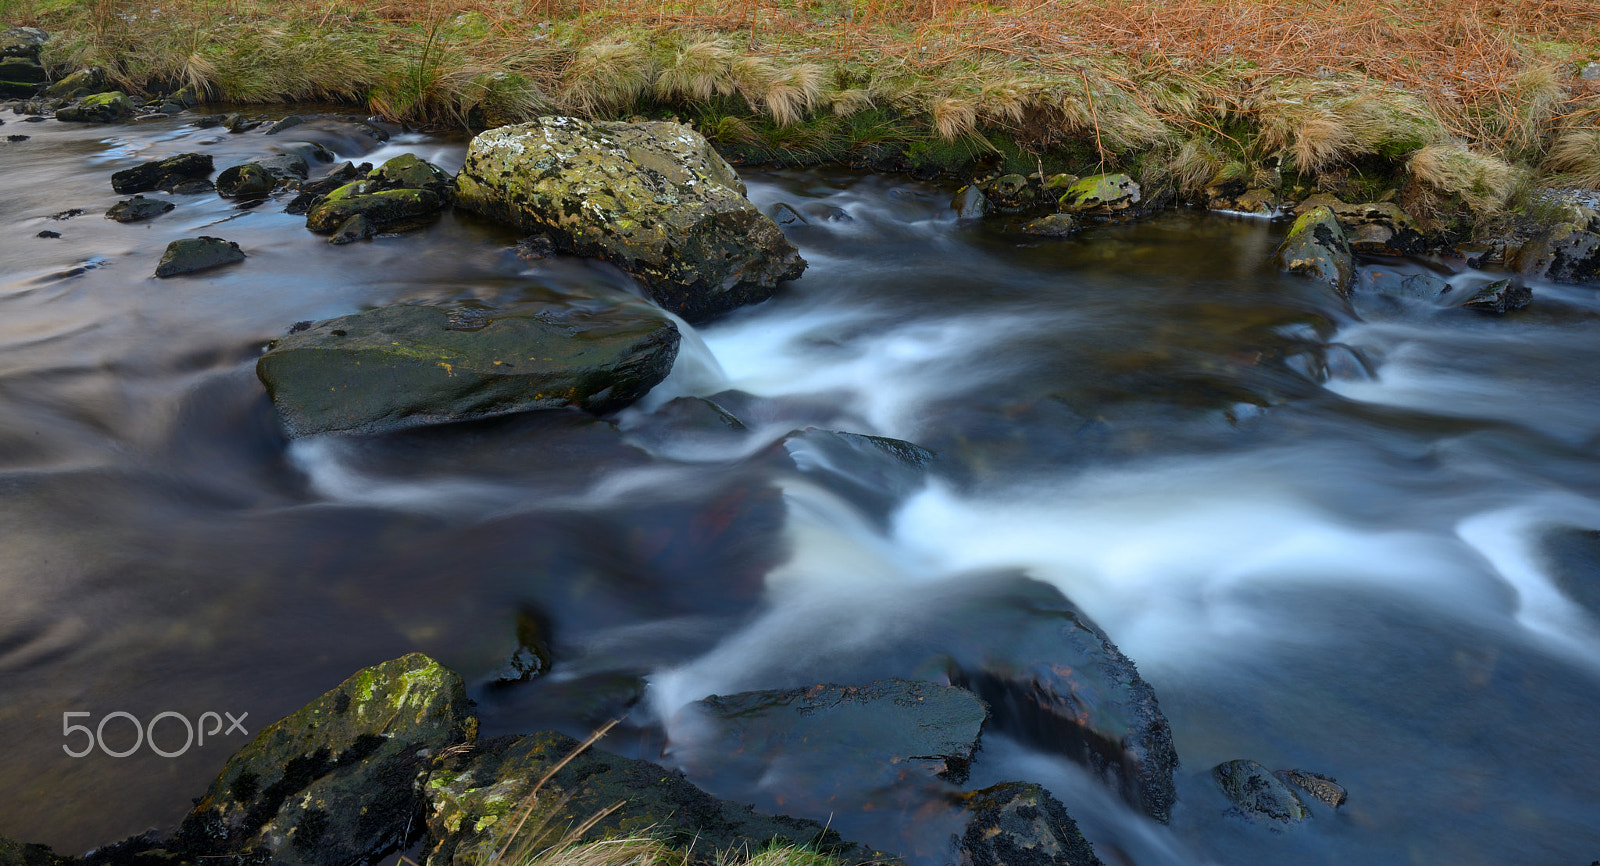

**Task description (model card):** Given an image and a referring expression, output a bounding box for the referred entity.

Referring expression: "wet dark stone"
[5,134,25,142]
[984,174,1036,212]
[678,680,988,791]
[284,191,322,216]
[1356,267,1450,300]
[1276,206,1353,296]
[262,114,305,135]
[154,236,245,278]
[255,295,681,437]
[495,610,554,683]
[0,834,78,866]
[1515,225,1600,285]
[35,230,59,238]
[110,152,213,194]
[55,91,134,123]
[764,427,936,527]
[300,161,363,195]
[952,183,989,219]
[1461,278,1531,314]
[1275,769,1347,808]
[423,730,898,866]
[192,114,225,128]
[173,653,473,866]
[305,155,452,235]
[106,195,174,223]
[954,782,1103,866]
[1213,759,1309,823]
[164,178,214,195]
[1022,214,1079,238]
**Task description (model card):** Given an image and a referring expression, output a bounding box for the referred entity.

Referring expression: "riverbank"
[7,0,1600,241]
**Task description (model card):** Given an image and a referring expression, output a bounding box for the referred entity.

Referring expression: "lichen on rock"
[454,117,805,323]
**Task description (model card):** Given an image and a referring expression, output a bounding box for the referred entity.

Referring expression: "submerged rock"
[1022,214,1079,238]
[423,730,895,866]
[454,117,805,323]
[1213,759,1310,823]
[954,782,1103,866]
[154,236,245,277]
[679,680,988,790]
[305,154,451,235]
[255,295,680,437]
[948,578,1178,823]
[1461,278,1531,314]
[105,195,174,223]
[1356,268,1450,300]
[328,212,375,245]
[1275,206,1353,296]
[110,152,213,194]
[1515,224,1600,285]
[175,653,474,866]
[1058,174,1140,215]
[55,91,133,123]
[263,113,304,135]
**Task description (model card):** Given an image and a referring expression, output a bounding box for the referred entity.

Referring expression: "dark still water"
[3,114,1599,866]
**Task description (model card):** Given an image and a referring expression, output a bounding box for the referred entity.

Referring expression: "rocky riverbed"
[3,52,1600,866]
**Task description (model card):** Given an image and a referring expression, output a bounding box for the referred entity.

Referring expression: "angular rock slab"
[1275,206,1353,296]
[424,731,896,866]
[110,152,213,194]
[676,679,988,793]
[256,297,680,437]
[954,782,1103,866]
[1462,278,1531,314]
[1213,759,1309,824]
[176,653,474,866]
[454,117,805,323]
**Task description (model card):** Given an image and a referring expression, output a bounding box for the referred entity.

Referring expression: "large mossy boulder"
[256,295,680,437]
[1515,224,1600,285]
[454,117,806,323]
[46,67,104,98]
[175,654,474,866]
[1275,206,1353,296]
[111,152,213,194]
[676,680,987,795]
[423,731,896,866]
[305,154,451,235]
[954,782,1103,866]
[0,55,46,99]
[55,91,134,123]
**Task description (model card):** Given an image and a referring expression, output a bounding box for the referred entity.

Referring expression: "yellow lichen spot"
[438,362,455,376]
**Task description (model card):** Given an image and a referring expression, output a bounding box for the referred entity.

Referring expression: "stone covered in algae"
[1057,173,1140,214]
[1274,206,1353,296]
[453,117,805,323]
[175,653,474,866]
[304,153,453,234]
[255,295,680,437]
[423,730,897,866]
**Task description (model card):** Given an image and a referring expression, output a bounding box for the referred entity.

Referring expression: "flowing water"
[2,114,1599,865]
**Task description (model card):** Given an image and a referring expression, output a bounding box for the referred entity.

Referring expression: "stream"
[2,112,1599,866]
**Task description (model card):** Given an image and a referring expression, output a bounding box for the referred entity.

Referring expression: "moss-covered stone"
[255,297,679,436]
[154,236,245,277]
[1213,760,1310,824]
[1058,173,1140,214]
[305,188,444,234]
[955,782,1102,866]
[216,162,276,197]
[1275,206,1353,296]
[111,152,213,194]
[175,654,474,866]
[454,117,805,324]
[423,731,897,866]
[369,152,452,196]
[984,173,1036,212]
[46,67,103,98]
[55,91,133,123]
